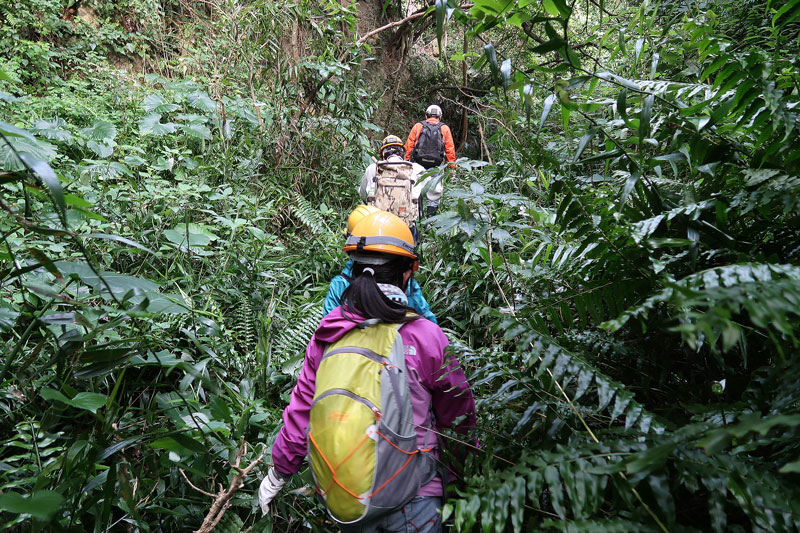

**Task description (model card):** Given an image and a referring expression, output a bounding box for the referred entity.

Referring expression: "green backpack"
[307,319,435,525]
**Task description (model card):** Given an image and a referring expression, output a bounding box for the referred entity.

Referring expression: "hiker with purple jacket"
[258,211,476,532]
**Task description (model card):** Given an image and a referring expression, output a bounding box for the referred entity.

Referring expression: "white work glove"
[258,467,287,515]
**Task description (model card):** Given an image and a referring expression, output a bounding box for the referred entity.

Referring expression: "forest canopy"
[1,0,800,530]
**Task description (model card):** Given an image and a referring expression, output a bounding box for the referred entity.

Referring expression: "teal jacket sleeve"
[323,275,350,316]
[323,261,354,316]
[407,278,438,324]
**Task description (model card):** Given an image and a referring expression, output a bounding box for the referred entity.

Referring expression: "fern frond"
[271,301,323,372]
[603,263,800,352]
[290,193,329,236]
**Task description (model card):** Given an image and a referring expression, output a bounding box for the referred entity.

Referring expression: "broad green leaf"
[33,118,73,143]
[124,154,147,166]
[625,442,676,475]
[544,465,566,517]
[143,93,179,113]
[0,66,20,83]
[0,120,36,140]
[80,120,117,143]
[634,38,644,68]
[0,299,20,332]
[531,39,567,54]
[69,392,108,413]
[182,123,212,140]
[0,490,64,520]
[542,0,560,16]
[187,91,217,112]
[54,261,161,296]
[97,436,140,461]
[772,0,800,27]
[40,388,106,413]
[0,133,58,170]
[40,388,71,404]
[597,71,641,91]
[780,458,800,473]
[139,113,176,136]
[86,140,114,158]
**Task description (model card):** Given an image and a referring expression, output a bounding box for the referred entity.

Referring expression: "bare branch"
[192,438,267,533]
[180,469,215,498]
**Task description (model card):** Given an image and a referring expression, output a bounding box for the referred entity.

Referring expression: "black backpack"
[410,121,445,169]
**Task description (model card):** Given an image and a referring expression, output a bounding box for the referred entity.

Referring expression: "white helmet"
[425,104,442,118]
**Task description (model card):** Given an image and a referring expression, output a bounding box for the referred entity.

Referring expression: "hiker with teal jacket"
[322,205,437,324]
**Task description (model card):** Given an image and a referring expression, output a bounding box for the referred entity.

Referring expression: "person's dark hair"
[341,253,420,324]
[381,145,404,159]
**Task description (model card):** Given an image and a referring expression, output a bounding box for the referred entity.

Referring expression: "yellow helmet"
[379,135,404,158]
[346,204,381,235]
[343,210,417,260]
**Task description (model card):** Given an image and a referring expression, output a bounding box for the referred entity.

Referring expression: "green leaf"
[639,94,654,145]
[182,123,212,140]
[0,132,58,170]
[139,114,176,136]
[597,71,641,91]
[542,0,567,17]
[86,140,114,158]
[539,94,556,133]
[772,0,800,27]
[69,392,108,413]
[187,91,217,112]
[0,299,20,332]
[83,233,155,255]
[39,388,71,404]
[436,0,446,54]
[500,58,512,91]
[40,388,107,413]
[33,118,73,143]
[531,38,566,54]
[779,458,800,473]
[544,465,566,518]
[484,43,499,84]
[20,154,66,218]
[0,490,64,520]
[143,93,179,113]
[0,120,36,140]
[625,442,676,475]
[574,127,599,161]
[80,120,117,143]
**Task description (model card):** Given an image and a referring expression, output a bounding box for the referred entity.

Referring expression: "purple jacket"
[271,306,476,497]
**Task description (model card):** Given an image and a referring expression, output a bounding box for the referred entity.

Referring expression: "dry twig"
[184,437,267,533]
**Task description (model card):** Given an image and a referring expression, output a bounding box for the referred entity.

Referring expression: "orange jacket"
[404,117,457,168]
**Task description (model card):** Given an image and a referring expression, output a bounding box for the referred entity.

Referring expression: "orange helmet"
[379,135,404,158]
[346,204,381,235]
[343,210,417,261]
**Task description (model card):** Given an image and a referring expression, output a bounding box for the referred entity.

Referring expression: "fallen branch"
[185,437,267,533]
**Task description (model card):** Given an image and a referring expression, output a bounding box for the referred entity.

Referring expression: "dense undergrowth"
[2,0,800,531]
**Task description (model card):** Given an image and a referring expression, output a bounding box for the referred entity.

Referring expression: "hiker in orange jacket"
[405,105,457,170]
[405,105,456,217]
